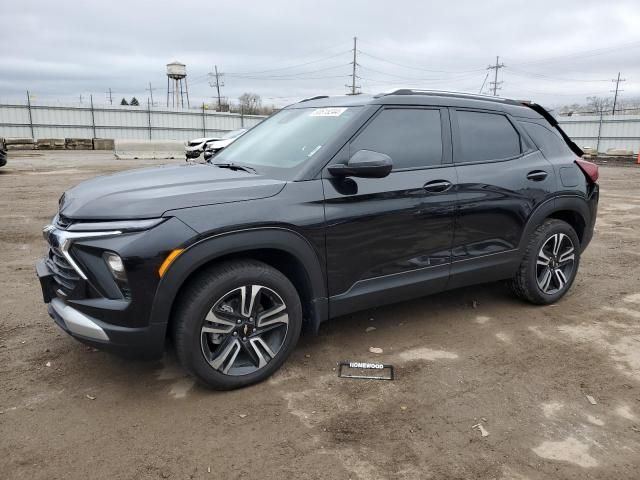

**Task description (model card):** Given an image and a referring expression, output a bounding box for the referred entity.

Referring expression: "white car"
[202,129,248,161]
[185,129,247,160]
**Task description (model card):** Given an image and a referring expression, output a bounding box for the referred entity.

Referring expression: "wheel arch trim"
[519,195,592,252]
[149,227,328,333]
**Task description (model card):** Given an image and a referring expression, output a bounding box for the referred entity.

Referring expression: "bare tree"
[586,96,613,114]
[238,93,262,115]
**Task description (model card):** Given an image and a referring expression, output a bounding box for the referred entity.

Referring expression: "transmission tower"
[345,37,361,95]
[611,72,626,115]
[487,56,505,96]
[208,65,225,111]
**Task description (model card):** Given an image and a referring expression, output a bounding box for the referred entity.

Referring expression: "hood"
[59,163,286,220]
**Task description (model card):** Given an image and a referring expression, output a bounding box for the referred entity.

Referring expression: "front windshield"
[213,106,360,170]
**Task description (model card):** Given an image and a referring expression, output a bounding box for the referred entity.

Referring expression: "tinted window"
[351,108,442,169]
[520,121,573,159]
[456,111,521,163]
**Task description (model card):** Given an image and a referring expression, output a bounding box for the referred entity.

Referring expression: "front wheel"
[172,260,302,390]
[511,219,580,304]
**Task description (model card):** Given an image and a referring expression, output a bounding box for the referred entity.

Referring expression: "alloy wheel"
[200,285,289,376]
[536,233,576,295]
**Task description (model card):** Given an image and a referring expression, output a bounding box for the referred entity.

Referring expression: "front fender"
[149,227,328,333]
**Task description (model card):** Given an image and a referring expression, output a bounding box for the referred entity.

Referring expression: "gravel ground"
[1,151,640,480]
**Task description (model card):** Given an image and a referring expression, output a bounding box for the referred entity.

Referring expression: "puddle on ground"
[532,436,598,468]
[397,347,459,362]
[541,401,564,418]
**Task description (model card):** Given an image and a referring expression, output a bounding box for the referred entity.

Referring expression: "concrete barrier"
[5,137,35,150]
[93,138,115,150]
[37,138,66,150]
[65,138,93,150]
[114,139,186,160]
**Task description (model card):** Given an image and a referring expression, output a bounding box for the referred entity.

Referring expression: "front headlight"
[66,218,166,232]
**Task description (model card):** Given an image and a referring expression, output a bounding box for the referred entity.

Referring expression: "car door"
[449,108,556,289]
[322,106,458,317]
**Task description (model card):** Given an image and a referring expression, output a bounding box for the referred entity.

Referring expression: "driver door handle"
[423,180,453,193]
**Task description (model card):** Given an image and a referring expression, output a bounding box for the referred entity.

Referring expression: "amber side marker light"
[158,249,184,277]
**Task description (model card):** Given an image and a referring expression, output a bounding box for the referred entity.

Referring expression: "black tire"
[172,260,302,390]
[510,219,581,305]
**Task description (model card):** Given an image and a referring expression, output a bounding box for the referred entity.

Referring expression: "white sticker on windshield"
[310,107,347,117]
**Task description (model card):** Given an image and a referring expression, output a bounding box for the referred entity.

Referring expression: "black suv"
[36,90,599,389]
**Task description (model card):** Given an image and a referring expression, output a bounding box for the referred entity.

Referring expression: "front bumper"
[185,149,202,159]
[37,257,166,359]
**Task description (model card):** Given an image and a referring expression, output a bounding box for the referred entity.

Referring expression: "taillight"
[575,158,599,183]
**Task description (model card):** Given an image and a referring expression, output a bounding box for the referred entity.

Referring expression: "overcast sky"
[1,0,639,109]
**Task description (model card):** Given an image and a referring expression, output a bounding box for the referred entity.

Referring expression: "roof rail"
[374,88,510,102]
[298,95,329,103]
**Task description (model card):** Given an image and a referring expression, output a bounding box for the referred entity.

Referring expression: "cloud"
[1,0,639,108]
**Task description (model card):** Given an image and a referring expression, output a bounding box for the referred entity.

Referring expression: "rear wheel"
[173,260,302,390]
[511,219,580,304]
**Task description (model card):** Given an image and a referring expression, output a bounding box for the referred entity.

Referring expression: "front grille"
[46,243,80,296]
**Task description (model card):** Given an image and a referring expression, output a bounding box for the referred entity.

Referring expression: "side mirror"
[328,150,393,178]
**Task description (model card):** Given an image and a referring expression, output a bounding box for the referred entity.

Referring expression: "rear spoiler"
[519,101,584,157]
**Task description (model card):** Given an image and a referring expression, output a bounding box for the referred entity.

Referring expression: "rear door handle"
[423,180,453,193]
[527,170,548,181]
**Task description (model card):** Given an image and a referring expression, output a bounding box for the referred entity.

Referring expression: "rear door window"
[350,108,443,170]
[455,110,521,163]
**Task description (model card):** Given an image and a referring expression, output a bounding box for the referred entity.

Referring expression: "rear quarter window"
[519,121,574,159]
[455,110,521,163]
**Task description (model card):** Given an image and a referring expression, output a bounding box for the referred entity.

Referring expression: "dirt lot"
[1,151,640,480]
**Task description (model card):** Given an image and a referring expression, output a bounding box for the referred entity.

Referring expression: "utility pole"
[106,88,113,105]
[79,94,83,104]
[346,36,360,95]
[611,72,625,115]
[487,56,505,96]
[146,82,156,106]
[208,66,225,111]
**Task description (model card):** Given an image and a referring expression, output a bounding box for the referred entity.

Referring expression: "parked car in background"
[185,135,223,159]
[0,145,7,168]
[36,90,599,390]
[203,128,247,161]
[185,129,247,160]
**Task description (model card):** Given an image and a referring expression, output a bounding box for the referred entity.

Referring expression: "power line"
[507,67,610,83]
[479,72,489,94]
[226,49,351,76]
[357,49,486,74]
[227,63,349,80]
[487,56,505,96]
[611,72,626,114]
[509,39,640,67]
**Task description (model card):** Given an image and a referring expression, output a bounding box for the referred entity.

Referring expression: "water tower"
[166,61,190,108]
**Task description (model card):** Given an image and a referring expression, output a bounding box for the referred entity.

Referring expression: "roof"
[291,89,542,118]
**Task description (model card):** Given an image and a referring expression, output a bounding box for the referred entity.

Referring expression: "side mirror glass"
[328,150,392,178]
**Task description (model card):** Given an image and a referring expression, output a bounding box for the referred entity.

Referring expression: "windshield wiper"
[212,162,257,174]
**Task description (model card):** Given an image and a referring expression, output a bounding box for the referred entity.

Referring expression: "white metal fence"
[558,114,640,154]
[1,101,639,154]
[0,102,266,141]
